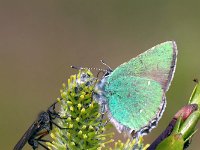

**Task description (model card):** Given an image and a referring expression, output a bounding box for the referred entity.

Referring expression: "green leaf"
[189,81,200,107]
[155,133,184,150]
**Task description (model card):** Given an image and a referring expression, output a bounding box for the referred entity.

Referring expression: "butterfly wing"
[108,41,177,92]
[105,76,165,134]
[104,41,177,133]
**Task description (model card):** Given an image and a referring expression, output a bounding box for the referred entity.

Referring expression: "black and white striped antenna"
[71,65,105,72]
[71,59,113,77]
[71,60,112,72]
[100,59,113,72]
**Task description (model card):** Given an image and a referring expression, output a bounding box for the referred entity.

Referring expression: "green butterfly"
[94,41,177,135]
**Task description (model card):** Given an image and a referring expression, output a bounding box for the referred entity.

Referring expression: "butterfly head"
[70,61,112,108]
[92,60,113,106]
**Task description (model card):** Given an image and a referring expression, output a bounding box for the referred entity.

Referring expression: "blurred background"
[1,1,200,149]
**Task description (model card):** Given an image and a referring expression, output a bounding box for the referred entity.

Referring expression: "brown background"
[1,1,200,149]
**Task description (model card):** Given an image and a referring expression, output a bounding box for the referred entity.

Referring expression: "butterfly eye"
[104,69,112,77]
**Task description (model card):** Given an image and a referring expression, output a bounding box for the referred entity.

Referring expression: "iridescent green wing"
[105,41,177,133]
[105,76,165,133]
[108,41,177,92]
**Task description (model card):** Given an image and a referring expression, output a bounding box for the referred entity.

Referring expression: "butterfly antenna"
[71,61,112,77]
[71,65,105,72]
[100,60,112,71]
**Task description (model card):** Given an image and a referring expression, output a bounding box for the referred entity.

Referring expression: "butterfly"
[94,41,177,136]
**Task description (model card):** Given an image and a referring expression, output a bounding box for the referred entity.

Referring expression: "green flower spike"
[47,69,113,150]
[110,136,149,150]
[46,69,149,150]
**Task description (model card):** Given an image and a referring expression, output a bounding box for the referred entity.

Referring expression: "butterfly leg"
[96,102,111,132]
[100,101,108,120]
